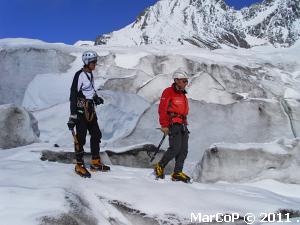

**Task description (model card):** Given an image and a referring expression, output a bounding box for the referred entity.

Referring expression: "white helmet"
[172,68,189,79]
[82,50,98,65]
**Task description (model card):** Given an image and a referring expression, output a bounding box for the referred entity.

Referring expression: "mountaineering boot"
[90,159,110,172]
[171,172,191,183]
[75,163,91,178]
[154,163,165,179]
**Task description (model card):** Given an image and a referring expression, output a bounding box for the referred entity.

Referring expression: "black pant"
[75,114,102,163]
[159,123,189,173]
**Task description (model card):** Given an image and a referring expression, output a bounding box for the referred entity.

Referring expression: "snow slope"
[96,0,300,48]
[1,143,300,225]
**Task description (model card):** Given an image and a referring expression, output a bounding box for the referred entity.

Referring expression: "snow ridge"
[95,0,300,49]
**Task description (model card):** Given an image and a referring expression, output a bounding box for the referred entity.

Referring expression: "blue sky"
[0,0,262,44]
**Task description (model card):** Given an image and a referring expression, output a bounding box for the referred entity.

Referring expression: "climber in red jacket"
[154,68,191,183]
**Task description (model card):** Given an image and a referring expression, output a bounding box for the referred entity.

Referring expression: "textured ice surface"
[194,138,300,184]
[112,99,295,164]
[0,44,75,105]
[1,38,299,165]
[0,104,39,149]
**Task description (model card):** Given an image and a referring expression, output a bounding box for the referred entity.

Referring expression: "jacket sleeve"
[69,72,80,115]
[158,89,171,127]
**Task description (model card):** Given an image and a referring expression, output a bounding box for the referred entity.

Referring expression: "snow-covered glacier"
[1,37,300,164]
[1,38,300,224]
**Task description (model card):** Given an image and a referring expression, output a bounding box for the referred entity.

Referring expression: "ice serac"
[1,38,299,166]
[194,138,300,184]
[100,52,300,163]
[95,0,300,48]
[113,98,295,164]
[0,39,75,105]
[0,104,40,149]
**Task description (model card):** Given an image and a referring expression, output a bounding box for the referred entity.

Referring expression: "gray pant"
[159,123,189,173]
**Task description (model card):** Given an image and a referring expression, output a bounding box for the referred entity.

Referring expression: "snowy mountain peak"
[95,0,300,49]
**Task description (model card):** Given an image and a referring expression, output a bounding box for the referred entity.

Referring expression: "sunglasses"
[179,79,188,83]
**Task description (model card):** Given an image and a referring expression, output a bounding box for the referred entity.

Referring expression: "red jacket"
[158,83,189,127]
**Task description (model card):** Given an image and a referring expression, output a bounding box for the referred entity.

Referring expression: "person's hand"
[93,94,104,105]
[67,115,77,130]
[160,127,169,136]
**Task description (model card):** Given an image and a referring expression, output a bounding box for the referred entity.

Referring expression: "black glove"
[67,115,77,130]
[93,94,104,105]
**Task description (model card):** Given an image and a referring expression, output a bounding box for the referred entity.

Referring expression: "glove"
[67,115,77,130]
[160,127,169,136]
[93,94,104,105]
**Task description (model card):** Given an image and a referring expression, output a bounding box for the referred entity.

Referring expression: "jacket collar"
[172,83,187,94]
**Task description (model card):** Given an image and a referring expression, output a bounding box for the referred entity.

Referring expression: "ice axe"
[67,121,80,153]
[149,133,167,163]
[67,118,80,152]
[70,128,80,152]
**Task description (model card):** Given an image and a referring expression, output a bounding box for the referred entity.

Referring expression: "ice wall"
[193,138,300,183]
